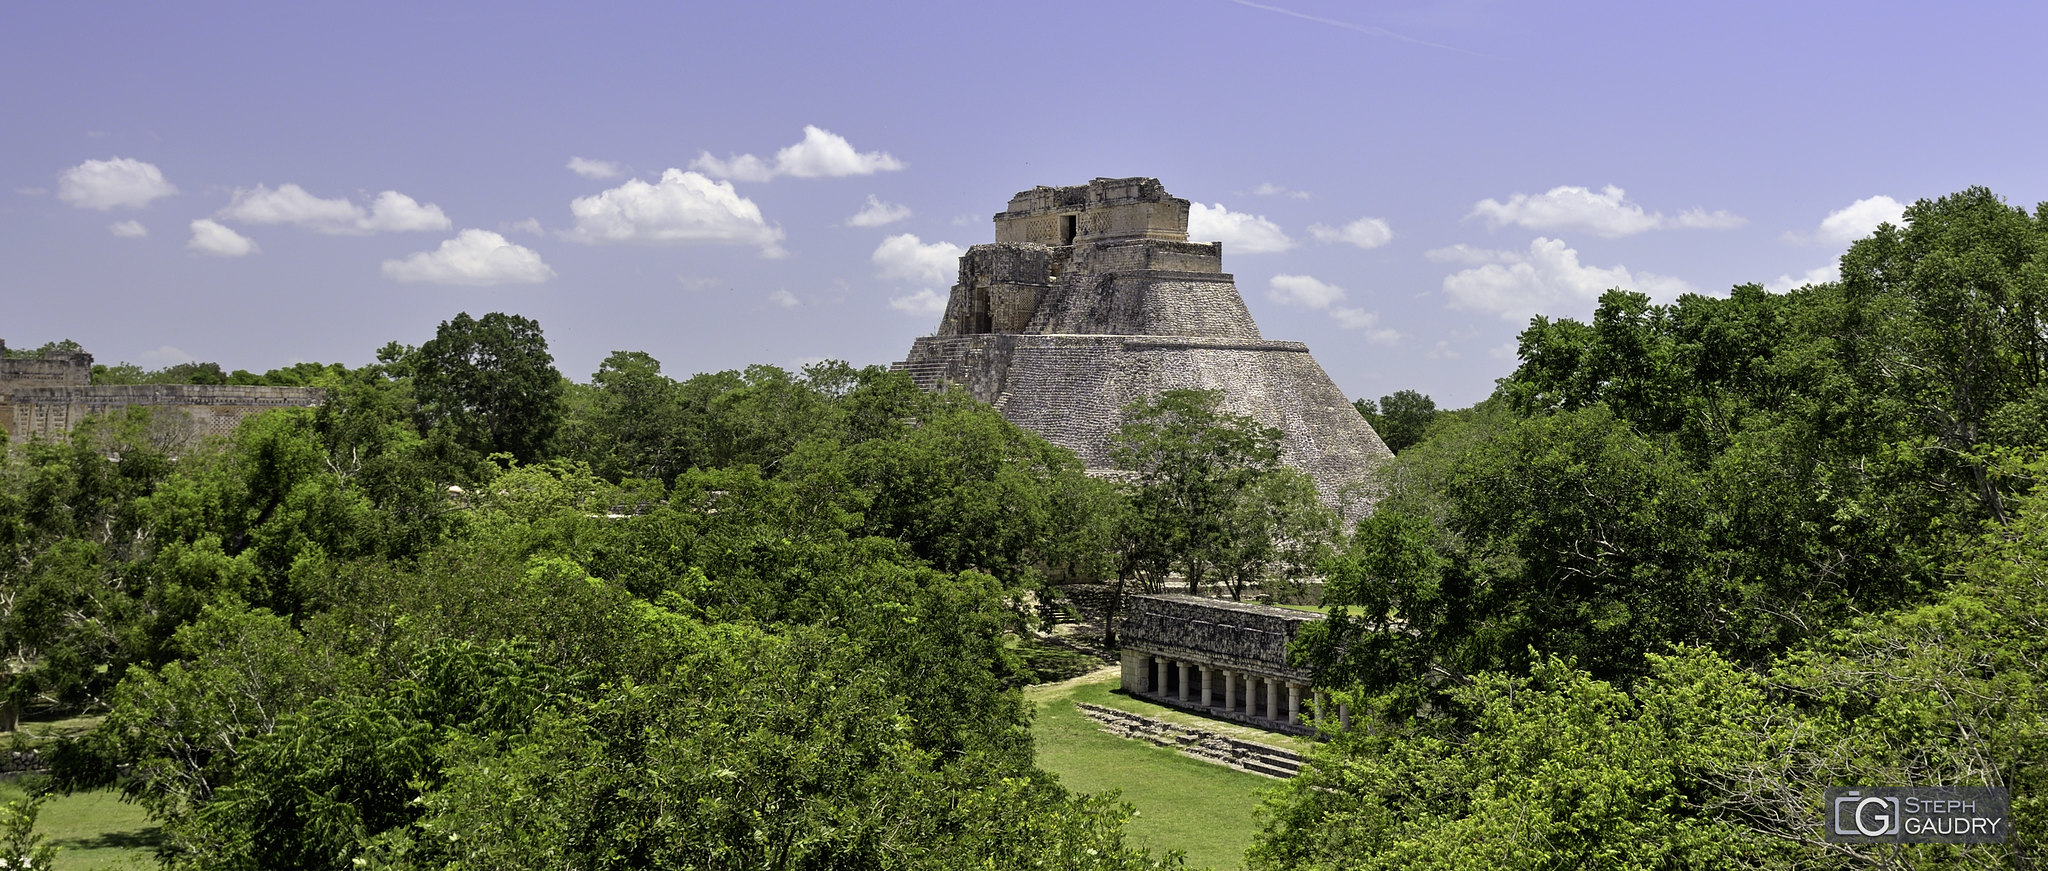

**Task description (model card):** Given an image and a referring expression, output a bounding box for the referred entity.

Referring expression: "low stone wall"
[0,749,47,775]
[1075,702,1305,778]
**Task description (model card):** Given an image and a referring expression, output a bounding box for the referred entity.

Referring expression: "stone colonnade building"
[1118,594,1344,734]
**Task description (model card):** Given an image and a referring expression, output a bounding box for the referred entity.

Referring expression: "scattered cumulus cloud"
[1266,274,1400,343]
[564,169,786,256]
[677,275,721,290]
[874,233,962,317]
[1188,202,1294,253]
[1765,264,1839,293]
[109,220,148,238]
[769,289,800,309]
[136,345,196,367]
[1268,273,1349,309]
[381,229,555,286]
[1805,195,1907,246]
[566,157,623,179]
[1425,243,1519,264]
[691,125,904,182]
[872,234,962,285]
[217,184,451,234]
[888,289,948,316]
[187,219,258,257]
[846,194,912,227]
[1469,185,1744,238]
[1426,341,1460,360]
[1252,182,1312,200]
[58,157,177,210]
[502,218,544,236]
[1440,237,1695,321]
[1308,216,1393,249]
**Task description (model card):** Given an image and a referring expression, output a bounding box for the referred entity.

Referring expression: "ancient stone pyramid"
[893,177,1391,514]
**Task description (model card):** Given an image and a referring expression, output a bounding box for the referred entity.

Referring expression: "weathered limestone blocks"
[1073,702,1305,777]
[0,343,321,443]
[892,177,1392,516]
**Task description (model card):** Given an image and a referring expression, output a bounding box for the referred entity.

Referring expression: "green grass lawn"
[0,781,158,871]
[1029,668,1281,870]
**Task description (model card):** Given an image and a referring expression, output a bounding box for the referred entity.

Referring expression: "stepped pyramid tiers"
[893,177,1391,514]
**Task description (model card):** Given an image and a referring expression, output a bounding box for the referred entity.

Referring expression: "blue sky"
[7,1,2046,407]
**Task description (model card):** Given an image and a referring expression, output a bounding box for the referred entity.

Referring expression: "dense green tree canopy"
[408,312,564,463]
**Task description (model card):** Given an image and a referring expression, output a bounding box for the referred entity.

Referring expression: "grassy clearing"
[0,780,159,871]
[4,716,101,752]
[1038,668,1317,756]
[1030,668,1279,870]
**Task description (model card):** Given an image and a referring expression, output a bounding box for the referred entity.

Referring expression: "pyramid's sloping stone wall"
[894,177,1391,517]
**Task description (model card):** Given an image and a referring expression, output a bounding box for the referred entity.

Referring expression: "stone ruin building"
[893,177,1391,514]
[0,341,321,444]
[1118,594,1345,735]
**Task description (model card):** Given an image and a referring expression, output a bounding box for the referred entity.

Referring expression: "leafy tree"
[408,312,564,463]
[1112,389,1292,597]
[1353,389,1440,453]
[1838,187,2048,525]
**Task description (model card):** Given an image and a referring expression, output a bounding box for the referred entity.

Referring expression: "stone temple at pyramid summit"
[893,177,1392,516]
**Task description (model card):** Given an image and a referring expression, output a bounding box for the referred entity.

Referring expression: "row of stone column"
[1146,655,1346,727]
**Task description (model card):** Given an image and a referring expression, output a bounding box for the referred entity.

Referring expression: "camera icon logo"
[1833,791,1901,837]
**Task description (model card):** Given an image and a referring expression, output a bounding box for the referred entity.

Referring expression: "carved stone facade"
[895,177,1390,515]
[1117,594,1346,734]
[0,342,322,443]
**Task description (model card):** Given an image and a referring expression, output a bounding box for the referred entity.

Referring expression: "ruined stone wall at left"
[0,352,94,391]
[2,385,323,443]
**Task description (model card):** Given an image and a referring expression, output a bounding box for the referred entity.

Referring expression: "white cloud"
[1268,274,1349,309]
[359,191,452,232]
[187,219,258,257]
[1440,237,1696,321]
[136,345,195,367]
[769,289,800,309]
[691,125,905,181]
[1811,195,1907,245]
[58,157,177,210]
[846,194,911,227]
[502,218,543,236]
[109,220,148,238]
[1187,202,1294,253]
[564,169,786,256]
[1266,274,1399,343]
[1252,182,1312,199]
[381,229,555,286]
[217,184,451,234]
[1765,264,1839,293]
[566,156,622,179]
[1308,216,1393,249]
[888,289,949,316]
[872,233,962,285]
[1469,185,1744,238]
[1425,243,1519,264]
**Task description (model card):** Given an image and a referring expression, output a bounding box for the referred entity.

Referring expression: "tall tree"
[408,312,564,463]
[1354,390,1440,453]
[1112,389,1301,597]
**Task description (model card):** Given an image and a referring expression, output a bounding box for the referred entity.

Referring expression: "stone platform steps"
[1075,702,1307,778]
[889,358,947,391]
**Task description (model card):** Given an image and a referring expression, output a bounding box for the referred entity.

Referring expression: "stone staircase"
[889,358,947,391]
[1075,702,1307,778]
